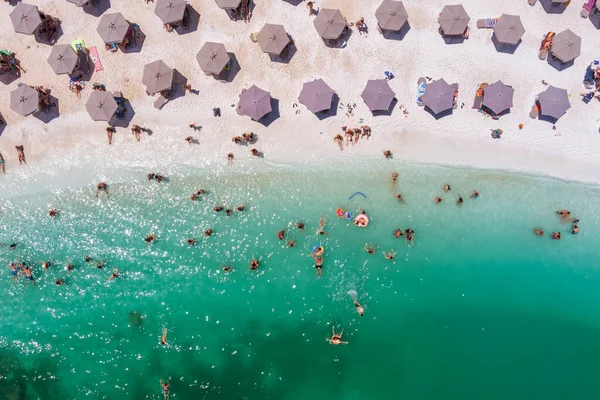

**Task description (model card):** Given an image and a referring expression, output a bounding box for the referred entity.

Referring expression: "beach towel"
[384,71,395,80]
[417,78,426,106]
[89,46,103,72]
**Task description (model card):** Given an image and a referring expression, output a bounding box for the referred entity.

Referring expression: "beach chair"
[473,83,487,109]
[153,94,169,110]
[417,78,426,106]
[476,19,497,28]
[581,0,596,17]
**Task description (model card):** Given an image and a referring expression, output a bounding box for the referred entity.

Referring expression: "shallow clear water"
[1,162,599,399]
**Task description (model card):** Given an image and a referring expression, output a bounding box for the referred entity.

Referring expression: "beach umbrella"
[215,0,241,8]
[493,14,525,45]
[67,0,89,6]
[257,24,289,56]
[361,79,395,111]
[238,85,272,121]
[438,5,469,36]
[482,80,514,115]
[376,0,408,31]
[538,86,570,120]
[551,0,569,2]
[423,79,454,115]
[155,0,186,24]
[86,91,118,121]
[97,12,130,44]
[10,3,42,35]
[10,84,39,116]
[298,79,335,113]
[197,42,230,74]
[47,44,78,75]
[551,29,581,63]
[143,60,174,94]
[314,9,347,40]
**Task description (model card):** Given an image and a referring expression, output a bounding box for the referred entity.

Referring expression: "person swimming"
[444,184,451,192]
[572,223,579,234]
[9,262,19,282]
[186,238,196,245]
[236,203,245,212]
[145,234,156,244]
[42,261,50,272]
[457,195,463,206]
[85,255,93,263]
[108,269,119,280]
[96,261,104,269]
[329,327,348,345]
[160,328,167,346]
[21,264,34,285]
[287,240,296,248]
[160,379,170,398]
[534,228,544,236]
[249,259,259,270]
[197,189,206,195]
[391,172,398,183]
[277,230,285,240]
[55,278,65,286]
[405,229,415,245]
[434,197,442,203]
[471,190,479,199]
[213,206,223,212]
[66,262,75,274]
[190,193,198,201]
[147,173,155,181]
[393,193,404,202]
[384,250,397,260]
[354,300,364,316]
[225,209,232,216]
[364,244,376,254]
[221,264,232,272]
[48,209,59,219]
[394,229,403,239]
[551,232,562,240]
[96,182,109,198]
[204,229,212,237]
[296,222,305,233]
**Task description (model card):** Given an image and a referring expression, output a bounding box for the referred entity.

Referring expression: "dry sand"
[0,0,599,185]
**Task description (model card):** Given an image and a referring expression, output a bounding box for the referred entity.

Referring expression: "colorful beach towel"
[89,46,103,72]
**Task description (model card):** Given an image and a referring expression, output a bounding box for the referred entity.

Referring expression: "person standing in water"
[391,172,398,183]
[9,262,19,282]
[96,182,109,198]
[21,264,34,286]
[393,193,404,203]
[329,327,348,345]
[470,190,479,199]
[313,254,323,277]
[0,151,5,174]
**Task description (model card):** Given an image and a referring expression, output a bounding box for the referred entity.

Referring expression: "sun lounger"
[581,0,596,17]
[473,83,487,109]
[529,104,539,119]
[528,0,537,5]
[417,77,426,106]
[153,95,169,110]
[476,19,497,28]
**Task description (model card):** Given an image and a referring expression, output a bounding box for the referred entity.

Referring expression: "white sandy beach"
[0,0,599,187]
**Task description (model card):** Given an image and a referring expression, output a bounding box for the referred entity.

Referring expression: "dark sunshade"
[482,80,514,115]
[86,91,118,121]
[10,3,42,35]
[493,14,525,45]
[538,85,570,119]
[551,29,581,63]
[197,42,230,74]
[97,12,130,44]
[438,5,470,36]
[257,24,289,56]
[155,0,186,24]
[298,79,335,113]
[361,79,395,111]
[238,85,272,121]
[47,44,78,75]
[143,60,174,94]
[376,0,408,31]
[423,79,454,115]
[10,84,39,116]
[215,0,241,8]
[67,0,89,6]
[314,9,347,40]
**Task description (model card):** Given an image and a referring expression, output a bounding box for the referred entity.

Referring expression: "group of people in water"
[535,209,580,240]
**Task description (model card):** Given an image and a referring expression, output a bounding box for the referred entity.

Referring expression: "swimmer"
[556,210,571,224]
[296,222,305,233]
[186,238,196,245]
[551,232,561,240]
[225,209,232,216]
[155,174,163,183]
[329,327,348,345]
[314,255,323,277]
[227,152,233,165]
[287,240,296,248]
[204,229,212,237]
[364,244,376,254]
[384,250,397,260]
[394,229,403,239]
[393,193,404,203]
[8,243,17,251]
[470,190,479,199]
[572,223,579,234]
[48,209,59,219]
[278,230,285,240]
[391,172,398,183]
[41,261,50,272]
[96,182,109,198]
[160,328,167,345]
[66,262,75,274]
[214,206,223,212]
[9,262,19,282]
[55,278,65,286]
[145,234,156,244]
[221,264,232,272]
[383,150,392,158]
[534,228,544,236]
[317,215,327,235]
[147,173,155,181]
[160,379,170,398]
[108,269,119,281]
[190,193,198,201]
[444,184,451,192]
[21,264,34,286]
[96,261,104,269]
[85,255,93,263]
[249,258,259,270]
[354,300,364,316]
[236,203,245,212]
[405,229,415,245]
[434,197,442,203]
[457,195,463,206]
[197,189,206,195]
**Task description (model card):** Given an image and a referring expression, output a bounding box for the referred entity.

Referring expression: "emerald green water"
[1,163,599,399]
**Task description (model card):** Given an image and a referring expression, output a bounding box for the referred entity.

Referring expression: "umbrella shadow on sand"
[0,68,21,86]
[439,27,467,45]
[589,12,600,29]
[257,98,280,127]
[540,0,568,14]
[83,0,112,18]
[547,56,574,71]
[282,0,303,5]
[109,99,135,128]
[33,95,60,124]
[168,69,190,103]
[538,114,559,124]
[174,5,201,35]
[122,25,146,54]
[0,113,6,137]
[381,22,411,41]
[425,106,453,120]
[324,28,353,49]
[314,94,339,121]
[370,97,397,117]
[34,22,64,47]
[491,34,521,55]
[222,53,241,83]
[268,38,297,64]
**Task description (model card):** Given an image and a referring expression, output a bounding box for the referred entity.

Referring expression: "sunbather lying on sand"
[538,32,555,60]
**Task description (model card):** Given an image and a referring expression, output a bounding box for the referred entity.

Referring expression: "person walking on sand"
[334,134,344,151]
[106,126,115,145]
[96,182,109,198]
[329,327,348,345]
[185,136,193,144]
[384,250,397,260]
[383,150,392,158]
[15,145,26,165]
[227,152,233,165]
[0,151,5,174]
[307,1,315,16]
[160,327,168,345]
[131,125,142,141]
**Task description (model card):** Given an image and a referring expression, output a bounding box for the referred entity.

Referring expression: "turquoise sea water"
[1,162,599,399]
